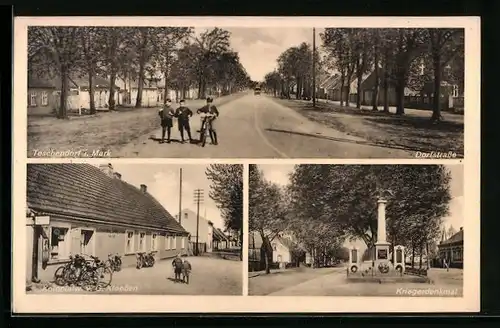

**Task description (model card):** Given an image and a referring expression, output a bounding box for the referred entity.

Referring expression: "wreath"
[350,265,358,273]
[378,262,390,274]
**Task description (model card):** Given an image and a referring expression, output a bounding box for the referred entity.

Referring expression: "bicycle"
[199,113,215,147]
[106,253,123,272]
[88,255,113,289]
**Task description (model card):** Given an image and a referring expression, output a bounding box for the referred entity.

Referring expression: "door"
[277,254,282,262]
[80,229,95,256]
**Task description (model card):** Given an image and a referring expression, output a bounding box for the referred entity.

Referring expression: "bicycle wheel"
[53,265,69,286]
[97,266,113,289]
[81,270,99,292]
[136,257,143,269]
[200,128,206,147]
[115,258,122,272]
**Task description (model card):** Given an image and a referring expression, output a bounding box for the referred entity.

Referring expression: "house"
[174,208,212,255]
[115,77,160,107]
[212,227,231,250]
[28,74,122,115]
[28,76,59,116]
[26,163,189,283]
[67,75,122,110]
[270,237,294,269]
[438,227,463,269]
[316,74,339,99]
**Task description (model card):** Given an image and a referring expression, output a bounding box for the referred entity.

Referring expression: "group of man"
[158,97,220,145]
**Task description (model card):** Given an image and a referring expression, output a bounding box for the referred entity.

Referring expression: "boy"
[174,99,193,143]
[171,254,183,282]
[182,258,192,284]
[196,97,220,145]
[158,99,175,143]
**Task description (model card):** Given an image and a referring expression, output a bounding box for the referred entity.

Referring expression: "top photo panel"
[23,21,471,159]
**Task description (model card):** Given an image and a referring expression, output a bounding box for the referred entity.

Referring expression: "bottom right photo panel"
[248,164,464,297]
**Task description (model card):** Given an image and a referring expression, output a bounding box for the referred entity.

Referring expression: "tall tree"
[28,26,83,118]
[249,165,289,273]
[205,164,244,260]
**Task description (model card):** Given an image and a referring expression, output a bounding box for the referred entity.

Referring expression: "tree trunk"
[59,67,69,119]
[395,77,405,115]
[411,245,415,268]
[88,68,96,114]
[431,52,442,121]
[383,50,390,113]
[426,242,431,269]
[239,228,243,261]
[109,72,117,110]
[356,58,362,109]
[135,62,145,108]
[163,68,169,105]
[372,52,380,111]
[419,244,423,269]
[339,74,345,106]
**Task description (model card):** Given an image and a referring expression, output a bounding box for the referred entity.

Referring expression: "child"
[172,254,183,282]
[182,259,192,284]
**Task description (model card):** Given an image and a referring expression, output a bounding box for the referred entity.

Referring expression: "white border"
[13,16,480,313]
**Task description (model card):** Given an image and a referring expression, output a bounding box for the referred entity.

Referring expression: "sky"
[105,163,225,231]
[258,164,464,249]
[194,27,324,82]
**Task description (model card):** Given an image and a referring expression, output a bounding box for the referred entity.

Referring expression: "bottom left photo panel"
[25,162,243,295]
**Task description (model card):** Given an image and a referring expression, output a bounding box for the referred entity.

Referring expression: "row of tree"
[263,28,464,121]
[28,27,252,118]
[249,164,452,273]
[205,164,244,261]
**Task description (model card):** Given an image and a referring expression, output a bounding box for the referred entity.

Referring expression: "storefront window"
[50,227,69,260]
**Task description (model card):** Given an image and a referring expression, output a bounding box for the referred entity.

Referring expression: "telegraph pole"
[178,168,182,225]
[193,189,204,256]
[312,27,316,108]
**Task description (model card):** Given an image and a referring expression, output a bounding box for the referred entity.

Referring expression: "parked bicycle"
[136,251,156,269]
[199,113,216,147]
[53,254,112,291]
[106,253,123,272]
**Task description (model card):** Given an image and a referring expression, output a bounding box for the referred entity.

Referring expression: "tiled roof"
[69,75,117,90]
[276,236,295,250]
[27,164,188,234]
[439,229,463,246]
[28,76,56,89]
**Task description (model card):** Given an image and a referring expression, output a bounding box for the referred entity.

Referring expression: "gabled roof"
[28,74,78,90]
[273,236,295,250]
[439,229,463,246]
[27,164,187,234]
[213,228,230,242]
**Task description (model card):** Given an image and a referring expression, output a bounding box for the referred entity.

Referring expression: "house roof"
[68,75,118,90]
[439,229,464,246]
[273,236,295,250]
[27,164,188,235]
[213,228,230,242]
[28,76,57,89]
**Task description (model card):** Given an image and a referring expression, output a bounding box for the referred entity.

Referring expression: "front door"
[80,229,95,256]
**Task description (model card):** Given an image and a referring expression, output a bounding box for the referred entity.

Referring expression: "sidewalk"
[269,96,464,157]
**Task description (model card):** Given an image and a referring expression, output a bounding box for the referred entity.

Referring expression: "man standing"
[171,254,183,282]
[175,99,193,143]
[182,258,192,284]
[158,99,175,143]
[196,97,220,145]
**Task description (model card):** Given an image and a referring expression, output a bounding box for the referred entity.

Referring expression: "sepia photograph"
[249,164,464,296]
[25,26,465,159]
[25,163,243,295]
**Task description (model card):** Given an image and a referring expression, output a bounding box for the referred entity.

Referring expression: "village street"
[249,265,463,297]
[29,256,242,295]
[113,93,415,158]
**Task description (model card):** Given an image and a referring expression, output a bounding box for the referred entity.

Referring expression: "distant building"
[438,227,464,269]
[175,209,215,254]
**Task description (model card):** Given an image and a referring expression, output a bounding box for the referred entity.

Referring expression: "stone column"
[377,198,387,243]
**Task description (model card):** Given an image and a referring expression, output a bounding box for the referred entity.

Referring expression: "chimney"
[99,163,114,178]
[113,172,122,180]
[140,184,147,193]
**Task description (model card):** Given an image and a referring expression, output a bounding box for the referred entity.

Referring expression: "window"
[184,212,188,220]
[138,232,146,252]
[272,243,277,251]
[181,236,185,249]
[50,227,70,260]
[151,233,157,251]
[165,235,171,250]
[125,231,135,254]
[172,236,177,250]
[30,92,37,106]
[41,91,49,106]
